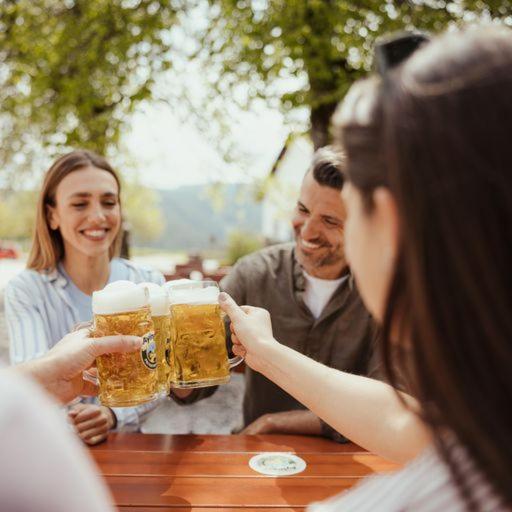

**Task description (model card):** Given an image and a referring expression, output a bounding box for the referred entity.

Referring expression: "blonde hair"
[27,150,123,271]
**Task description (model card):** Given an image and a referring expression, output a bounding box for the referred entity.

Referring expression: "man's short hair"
[310,146,346,191]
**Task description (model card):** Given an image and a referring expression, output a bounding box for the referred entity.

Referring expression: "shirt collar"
[291,247,352,289]
[41,265,69,288]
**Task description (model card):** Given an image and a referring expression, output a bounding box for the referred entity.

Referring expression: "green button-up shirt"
[221,243,382,437]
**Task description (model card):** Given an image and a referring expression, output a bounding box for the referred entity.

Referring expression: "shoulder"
[5,269,49,299]
[115,258,165,285]
[234,243,294,274]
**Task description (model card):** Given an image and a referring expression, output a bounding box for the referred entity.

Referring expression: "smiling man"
[175,147,382,441]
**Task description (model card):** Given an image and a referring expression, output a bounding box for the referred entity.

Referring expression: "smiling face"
[47,166,121,261]
[291,171,347,279]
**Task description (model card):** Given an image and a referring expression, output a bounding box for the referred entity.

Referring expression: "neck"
[306,263,349,280]
[61,249,111,296]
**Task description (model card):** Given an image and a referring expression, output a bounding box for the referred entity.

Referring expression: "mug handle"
[228,354,244,369]
[221,311,244,370]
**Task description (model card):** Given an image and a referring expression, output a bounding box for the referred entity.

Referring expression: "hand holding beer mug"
[169,281,243,388]
[92,282,158,407]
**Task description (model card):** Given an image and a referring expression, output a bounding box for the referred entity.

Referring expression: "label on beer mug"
[141,332,157,370]
[248,453,306,476]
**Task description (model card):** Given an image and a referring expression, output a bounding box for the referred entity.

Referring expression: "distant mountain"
[133,184,263,251]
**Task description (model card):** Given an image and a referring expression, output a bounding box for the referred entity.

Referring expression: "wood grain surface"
[90,434,399,510]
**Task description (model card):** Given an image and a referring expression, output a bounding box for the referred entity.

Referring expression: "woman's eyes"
[71,201,117,209]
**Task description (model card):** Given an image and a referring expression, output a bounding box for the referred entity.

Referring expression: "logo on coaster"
[248,453,306,476]
[141,332,157,370]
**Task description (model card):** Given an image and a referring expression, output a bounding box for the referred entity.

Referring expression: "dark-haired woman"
[5,150,164,445]
[220,26,512,511]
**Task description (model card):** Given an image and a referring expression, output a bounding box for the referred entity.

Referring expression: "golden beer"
[93,284,158,407]
[169,282,243,388]
[138,282,172,395]
[153,314,172,392]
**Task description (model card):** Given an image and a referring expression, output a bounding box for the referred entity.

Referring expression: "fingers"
[89,335,143,357]
[75,415,109,434]
[218,293,245,321]
[74,404,102,422]
[232,344,246,358]
[80,428,109,446]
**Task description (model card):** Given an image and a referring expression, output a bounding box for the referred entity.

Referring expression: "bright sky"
[123,100,291,189]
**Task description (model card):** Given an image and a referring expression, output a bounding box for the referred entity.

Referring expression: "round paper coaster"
[248,452,307,476]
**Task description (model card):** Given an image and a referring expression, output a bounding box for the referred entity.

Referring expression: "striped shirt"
[4,258,165,430]
[309,443,504,512]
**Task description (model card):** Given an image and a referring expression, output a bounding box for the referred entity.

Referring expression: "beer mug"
[168,281,243,388]
[137,282,172,395]
[92,282,158,407]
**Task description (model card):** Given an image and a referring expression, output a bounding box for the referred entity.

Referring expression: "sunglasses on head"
[374,31,430,76]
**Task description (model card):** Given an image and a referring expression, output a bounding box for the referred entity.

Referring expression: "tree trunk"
[310,102,338,150]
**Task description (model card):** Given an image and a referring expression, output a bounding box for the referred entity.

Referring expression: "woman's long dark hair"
[336,26,512,509]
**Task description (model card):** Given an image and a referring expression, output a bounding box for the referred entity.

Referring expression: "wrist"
[261,413,277,434]
[251,337,282,375]
[104,406,117,429]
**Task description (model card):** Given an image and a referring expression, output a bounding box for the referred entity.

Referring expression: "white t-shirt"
[303,272,347,319]
[308,444,503,512]
[0,371,114,512]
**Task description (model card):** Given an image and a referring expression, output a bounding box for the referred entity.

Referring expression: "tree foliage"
[122,176,166,243]
[0,0,178,178]
[225,229,264,265]
[189,0,512,148]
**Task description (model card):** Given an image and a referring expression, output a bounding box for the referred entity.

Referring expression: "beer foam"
[137,282,169,317]
[92,286,149,315]
[103,280,137,291]
[169,285,220,305]
[162,279,197,292]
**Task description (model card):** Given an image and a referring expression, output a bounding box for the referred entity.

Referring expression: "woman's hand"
[17,328,142,404]
[219,292,277,373]
[69,403,116,446]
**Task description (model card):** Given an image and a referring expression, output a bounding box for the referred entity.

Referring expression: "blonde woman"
[5,150,164,445]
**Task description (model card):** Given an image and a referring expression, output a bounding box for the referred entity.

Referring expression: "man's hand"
[238,410,323,437]
[17,328,142,404]
[69,403,116,446]
[170,388,194,400]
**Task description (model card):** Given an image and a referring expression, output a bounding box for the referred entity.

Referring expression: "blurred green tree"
[225,229,264,265]
[187,0,511,148]
[0,190,38,240]
[122,176,166,243]
[0,0,178,178]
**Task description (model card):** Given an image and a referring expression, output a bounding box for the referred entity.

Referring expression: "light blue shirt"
[58,259,131,323]
[5,258,165,430]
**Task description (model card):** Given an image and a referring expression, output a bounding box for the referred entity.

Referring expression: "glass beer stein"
[137,282,172,395]
[168,281,243,388]
[92,282,158,407]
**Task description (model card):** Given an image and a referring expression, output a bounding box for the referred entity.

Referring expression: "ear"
[46,204,59,231]
[372,187,400,270]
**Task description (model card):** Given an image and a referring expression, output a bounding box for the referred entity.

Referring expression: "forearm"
[259,410,323,436]
[12,356,60,400]
[258,341,430,462]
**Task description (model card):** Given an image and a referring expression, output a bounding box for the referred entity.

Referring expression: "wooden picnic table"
[90,433,399,511]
